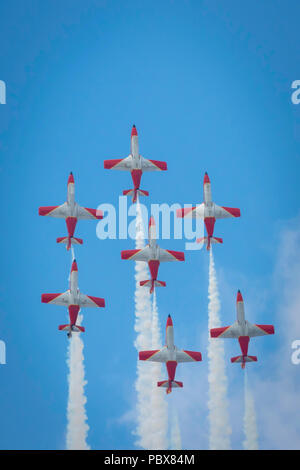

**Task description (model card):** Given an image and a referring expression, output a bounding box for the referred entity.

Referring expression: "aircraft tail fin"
[196,236,223,250]
[57,236,83,250]
[58,324,85,333]
[123,189,149,203]
[231,355,257,369]
[157,380,183,394]
[140,279,166,294]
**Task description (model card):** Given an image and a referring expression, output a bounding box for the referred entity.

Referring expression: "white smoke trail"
[66,316,90,450]
[151,291,162,350]
[243,372,259,450]
[148,291,168,449]
[133,200,168,449]
[207,248,232,449]
[170,408,182,450]
[66,248,90,450]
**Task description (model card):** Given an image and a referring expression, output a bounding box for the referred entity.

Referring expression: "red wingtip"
[71,259,78,272]
[149,216,155,227]
[131,124,138,136]
[204,172,210,184]
[237,289,243,302]
[166,315,173,327]
[68,172,74,184]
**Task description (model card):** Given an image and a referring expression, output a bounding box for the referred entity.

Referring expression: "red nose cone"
[237,290,243,302]
[149,216,155,227]
[166,315,173,327]
[204,172,210,184]
[71,260,78,272]
[68,172,75,184]
[131,125,138,137]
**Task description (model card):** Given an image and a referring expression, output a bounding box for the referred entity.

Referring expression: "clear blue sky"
[0,0,299,450]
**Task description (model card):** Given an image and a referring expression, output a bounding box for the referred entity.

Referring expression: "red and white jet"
[177,172,241,250]
[41,259,105,338]
[39,172,103,250]
[104,125,167,203]
[121,216,185,294]
[139,315,202,394]
[210,290,275,369]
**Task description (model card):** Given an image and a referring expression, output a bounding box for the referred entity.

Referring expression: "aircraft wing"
[176,203,205,219]
[39,202,69,218]
[210,323,240,338]
[158,248,185,262]
[76,205,103,220]
[246,322,275,337]
[103,156,133,171]
[176,349,202,362]
[41,291,70,306]
[79,294,105,308]
[139,347,168,363]
[140,156,167,172]
[121,246,151,261]
[214,204,241,219]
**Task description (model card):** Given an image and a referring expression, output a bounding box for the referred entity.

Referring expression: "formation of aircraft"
[139,315,202,394]
[41,259,105,338]
[39,172,103,250]
[104,124,167,203]
[39,124,275,394]
[121,216,185,294]
[210,290,275,369]
[176,172,241,250]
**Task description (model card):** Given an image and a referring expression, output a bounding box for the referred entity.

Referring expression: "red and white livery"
[210,290,275,369]
[104,125,167,203]
[41,259,105,338]
[121,216,185,294]
[177,172,241,250]
[39,172,103,250]
[139,315,202,394]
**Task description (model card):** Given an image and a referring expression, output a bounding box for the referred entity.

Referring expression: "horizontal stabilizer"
[58,324,85,333]
[140,280,166,288]
[157,380,183,388]
[123,189,149,197]
[231,355,257,364]
[56,237,83,245]
[196,236,223,245]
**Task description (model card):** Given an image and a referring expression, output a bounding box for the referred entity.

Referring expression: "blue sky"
[0,0,299,450]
